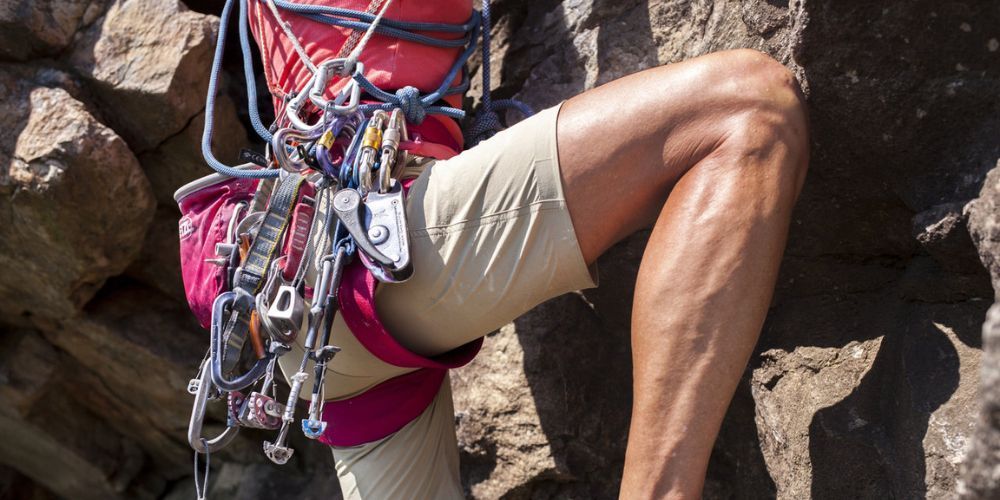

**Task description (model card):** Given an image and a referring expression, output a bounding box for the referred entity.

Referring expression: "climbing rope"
[264,0,317,73]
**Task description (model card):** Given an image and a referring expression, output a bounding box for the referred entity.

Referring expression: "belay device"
[176,0,530,497]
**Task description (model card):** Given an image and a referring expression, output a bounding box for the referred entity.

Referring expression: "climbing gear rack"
[180,0,532,496]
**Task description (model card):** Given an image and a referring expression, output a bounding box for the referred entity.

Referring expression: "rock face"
[0,1,997,499]
[0,1,246,499]
[0,65,155,321]
[454,0,1000,498]
[961,164,1000,498]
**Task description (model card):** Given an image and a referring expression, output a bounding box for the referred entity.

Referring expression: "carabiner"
[285,80,323,131]
[271,126,325,173]
[210,292,272,392]
[309,59,363,116]
[188,362,240,454]
[378,108,407,193]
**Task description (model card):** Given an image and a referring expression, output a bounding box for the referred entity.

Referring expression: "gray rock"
[961,161,1000,499]
[138,95,248,207]
[39,281,208,478]
[453,292,630,500]
[0,66,155,321]
[455,0,999,498]
[913,201,986,275]
[126,207,187,301]
[753,301,985,499]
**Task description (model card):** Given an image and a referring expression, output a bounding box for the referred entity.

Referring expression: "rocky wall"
[0,0,997,499]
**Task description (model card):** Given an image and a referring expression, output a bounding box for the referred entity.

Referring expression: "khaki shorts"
[282,103,597,499]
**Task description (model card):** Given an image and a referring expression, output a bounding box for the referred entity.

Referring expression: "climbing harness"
[179,0,531,494]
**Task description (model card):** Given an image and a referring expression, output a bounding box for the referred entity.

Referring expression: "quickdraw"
[180,0,532,496]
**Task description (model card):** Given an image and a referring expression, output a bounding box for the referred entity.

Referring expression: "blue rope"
[465,0,533,145]
[291,13,473,48]
[202,0,279,179]
[238,0,273,143]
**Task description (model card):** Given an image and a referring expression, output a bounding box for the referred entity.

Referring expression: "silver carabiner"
[309,59,363,116]
[188,362,240,454]
[357,110,388,195]
[285,72,324,131]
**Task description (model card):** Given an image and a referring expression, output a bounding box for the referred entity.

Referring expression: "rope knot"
[395,86,426,124]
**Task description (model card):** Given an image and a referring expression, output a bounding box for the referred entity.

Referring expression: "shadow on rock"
[808,301,987,498]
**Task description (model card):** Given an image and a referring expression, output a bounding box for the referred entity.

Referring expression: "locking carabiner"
[356,110,388,195]
[378,108,407,193]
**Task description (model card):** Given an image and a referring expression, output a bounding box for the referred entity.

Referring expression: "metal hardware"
[356,110,387,194]
[266,285,304,341]
[309,59,363,115]
[331,188,393,265]
[303,246,347,440]
[210,292,272,391]
[188,363,240,454]
[362,181,412,282]
[379,108,406,192]
[237,392,285,430]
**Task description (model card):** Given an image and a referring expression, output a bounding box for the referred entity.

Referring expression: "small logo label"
[178,216,195,239]
[239,148,268,167]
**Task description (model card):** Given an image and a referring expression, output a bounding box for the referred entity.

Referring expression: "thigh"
[375,104,596,357]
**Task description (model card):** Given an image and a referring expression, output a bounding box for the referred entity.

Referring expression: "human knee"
[712,50,809,185]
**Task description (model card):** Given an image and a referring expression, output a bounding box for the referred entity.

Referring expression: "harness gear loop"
[186,0,533,476]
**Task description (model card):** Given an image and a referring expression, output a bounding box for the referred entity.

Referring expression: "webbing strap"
[236,174,306,296]
[222,173,305,372]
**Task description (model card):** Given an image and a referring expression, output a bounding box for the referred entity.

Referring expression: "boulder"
[960,160,1000,497]
[0,66,155,321]
[453,292,630,499]
[69,0,219,151]
[126,207,187,301]
[39,281,209,477]
[753,300,984,498]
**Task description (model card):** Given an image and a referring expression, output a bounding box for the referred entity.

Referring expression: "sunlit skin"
[556,49,810,499]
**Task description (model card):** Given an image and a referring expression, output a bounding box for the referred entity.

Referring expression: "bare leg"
[556,49,809,499]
